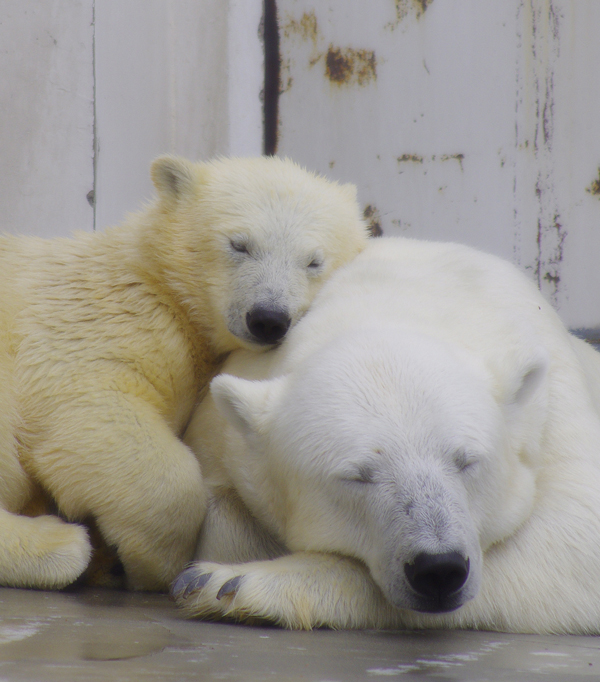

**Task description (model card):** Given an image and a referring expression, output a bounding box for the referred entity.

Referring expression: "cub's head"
[211,327,547,616]
[145,155,369,352]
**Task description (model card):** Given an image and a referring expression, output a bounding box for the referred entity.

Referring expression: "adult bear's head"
[211,326,547,615]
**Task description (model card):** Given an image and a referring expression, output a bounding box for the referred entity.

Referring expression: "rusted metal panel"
[276,0,600,330]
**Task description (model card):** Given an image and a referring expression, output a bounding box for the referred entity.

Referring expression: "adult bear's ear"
[503,346,549,465]
[508,347,549,409]
[211,374,287,439]
[151,155,198,201]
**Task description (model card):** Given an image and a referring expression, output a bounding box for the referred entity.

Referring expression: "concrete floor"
[2,587,600,681]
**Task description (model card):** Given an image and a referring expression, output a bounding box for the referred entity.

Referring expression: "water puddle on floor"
[0,617,179,662]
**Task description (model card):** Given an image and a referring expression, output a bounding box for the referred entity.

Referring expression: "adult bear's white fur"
[176,237,600,634]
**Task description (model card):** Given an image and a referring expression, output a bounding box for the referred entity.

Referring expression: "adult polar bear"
[0,156,368,592]
[174,237,600,634]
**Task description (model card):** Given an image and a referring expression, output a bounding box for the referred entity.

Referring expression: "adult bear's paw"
[170,552,395,630]
[170,559,311,628]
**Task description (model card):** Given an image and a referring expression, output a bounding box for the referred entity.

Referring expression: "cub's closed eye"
[230,239,249,254]
[307,252,324,270]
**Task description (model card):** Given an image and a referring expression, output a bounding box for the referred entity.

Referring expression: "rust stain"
[279,58,293,94]
[391,0,434,25]
[363,205,384,237]
[282,11,318,43]
[536,211,566,305]
[326,47,353,84]
[397,154,423,164]
[522,2,564,305]
[440,153,464,171]
[325,46,377,86]
[356,52,377,86]
[586,168,600,197]
[414,0,434,15]
[543,271,560,286]
[397,153,465,170]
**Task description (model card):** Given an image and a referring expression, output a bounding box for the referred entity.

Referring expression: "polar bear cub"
[174,237,600,634]
[0,155,368,591]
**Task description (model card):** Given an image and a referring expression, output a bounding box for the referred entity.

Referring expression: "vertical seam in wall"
[262,0,280,156]
[91,0,97,231]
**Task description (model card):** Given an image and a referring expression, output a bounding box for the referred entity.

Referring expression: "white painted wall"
[2,1,599,330]
[0,1,95,237]
[94,0,264,230]
[0,0,264,236]
[276,0,600,330]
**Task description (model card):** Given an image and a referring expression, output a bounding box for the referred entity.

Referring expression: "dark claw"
[216,575,243,600]
[170,570,213,600]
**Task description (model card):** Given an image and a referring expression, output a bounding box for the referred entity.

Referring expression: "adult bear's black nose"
[246,306,291,345]
[404,551,469,611]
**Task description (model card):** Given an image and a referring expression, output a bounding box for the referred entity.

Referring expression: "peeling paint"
[394,0,434,22]
[282,11,318,44]
[440,153,465,171]
[397,154,465,170]
[516,0,565,307]
[325,46,377,86]
[415,0,434,14]
[536,212,566,305]
[363,205,384,237]
[284,17,378,88]
[586,168,600,196]
[279,58,293,94]
[386,0,434,29]
[397,154,423,164]
[325,47,352,84]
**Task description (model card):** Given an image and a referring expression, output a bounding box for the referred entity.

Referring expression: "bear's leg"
[28,394,207,592]
[0,417,89,589]
[171,552,401,629]
[195,487,286,564]
[0,508,91,588]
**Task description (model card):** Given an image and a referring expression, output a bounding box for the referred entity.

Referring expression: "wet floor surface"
[1,587,600,681]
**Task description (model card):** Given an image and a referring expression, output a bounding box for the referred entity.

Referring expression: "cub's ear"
[151,155,198,201]
[210,374,287,438]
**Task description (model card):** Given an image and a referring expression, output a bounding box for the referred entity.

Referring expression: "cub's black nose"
[405,551,469,608]
[246,306,291,345]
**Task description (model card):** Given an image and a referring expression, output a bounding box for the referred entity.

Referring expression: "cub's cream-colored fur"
[0,156,368,591]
